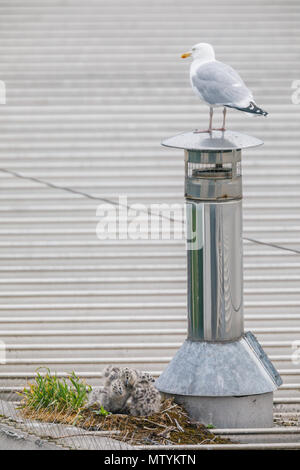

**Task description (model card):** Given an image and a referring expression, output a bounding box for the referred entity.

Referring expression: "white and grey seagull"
[181,43,268,133]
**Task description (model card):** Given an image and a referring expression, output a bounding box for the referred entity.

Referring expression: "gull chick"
[181,43,268,133]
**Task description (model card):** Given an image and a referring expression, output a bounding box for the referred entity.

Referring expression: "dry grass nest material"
[21,398,231,446]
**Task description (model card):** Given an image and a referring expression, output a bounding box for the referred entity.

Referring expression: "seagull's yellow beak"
[181,52,192,59]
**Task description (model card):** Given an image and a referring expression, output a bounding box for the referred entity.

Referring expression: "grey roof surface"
[0,0,299,425]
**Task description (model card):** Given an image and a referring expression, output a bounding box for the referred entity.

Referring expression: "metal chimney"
[156,130,282,428]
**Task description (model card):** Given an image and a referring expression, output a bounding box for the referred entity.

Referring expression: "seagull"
[181,43,268,133]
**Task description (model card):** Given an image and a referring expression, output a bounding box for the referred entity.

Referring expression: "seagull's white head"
[181,43,215,62]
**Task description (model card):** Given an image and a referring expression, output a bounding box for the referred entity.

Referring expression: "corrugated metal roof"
[0,0,299,438]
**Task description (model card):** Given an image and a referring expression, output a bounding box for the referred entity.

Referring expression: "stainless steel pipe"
[185,146,243,341]
[186,200,243,341]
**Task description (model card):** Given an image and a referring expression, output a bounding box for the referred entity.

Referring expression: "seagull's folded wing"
[191,60,253,107]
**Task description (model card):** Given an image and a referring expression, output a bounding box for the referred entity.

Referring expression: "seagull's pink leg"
[193,107,213,134]
[212,107,227,132]
[222,107,227,130]
[209,106,213,132]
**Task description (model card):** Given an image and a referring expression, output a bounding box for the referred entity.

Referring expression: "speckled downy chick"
[104,366,155,388]
[120,367,139,389]
[85,378,128,413]
[87,366,158,414]
[104,366,137,404]
[126,379,161,417]
[137,371,155,384]
[103,365,122,385]
[104,366,137,412]
[85,365,122,409]
[120,367,155,387]
[106,378,129,413]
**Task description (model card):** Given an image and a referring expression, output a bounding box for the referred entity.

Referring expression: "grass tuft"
[19,368,92,413]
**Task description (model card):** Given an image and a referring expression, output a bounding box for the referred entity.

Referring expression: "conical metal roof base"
[156,332,282,397]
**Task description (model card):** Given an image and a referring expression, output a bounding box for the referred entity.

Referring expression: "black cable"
[243,237,300,255]
[1,166,299,256]
[0,167,180,223]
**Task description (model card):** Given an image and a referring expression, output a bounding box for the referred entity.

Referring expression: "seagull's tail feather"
[226,101,268,117]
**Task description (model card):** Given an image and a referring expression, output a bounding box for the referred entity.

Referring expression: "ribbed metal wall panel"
[0,0,299,412]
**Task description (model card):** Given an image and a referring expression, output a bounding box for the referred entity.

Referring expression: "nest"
[21,398,231,446]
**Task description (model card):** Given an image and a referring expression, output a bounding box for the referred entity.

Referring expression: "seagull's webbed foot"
[193,129,212,134]
[193,128,226,134]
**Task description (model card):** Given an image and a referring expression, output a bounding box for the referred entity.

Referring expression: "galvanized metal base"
[156,333,282,397]
[170,392,274,429]
[156,333,282,428]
